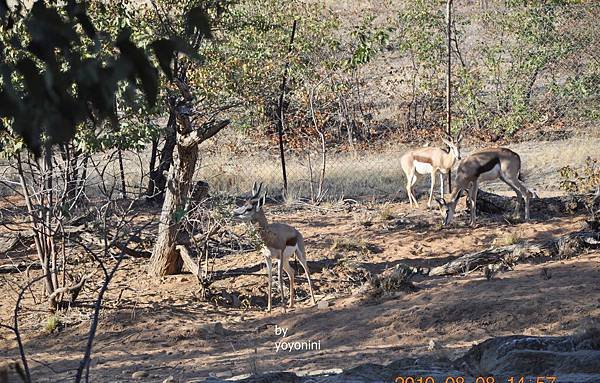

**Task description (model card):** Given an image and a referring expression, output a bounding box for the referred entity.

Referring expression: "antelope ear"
[457,132,463,143]
[435,197,446,206]
[441,138,452,147]
[251,181,257,196]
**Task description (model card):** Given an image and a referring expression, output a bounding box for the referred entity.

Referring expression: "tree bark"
[428,230,599,277]
[476,189,586,217]
[146,97,177,202]
[148,140,198,275]
[148,110,229,276]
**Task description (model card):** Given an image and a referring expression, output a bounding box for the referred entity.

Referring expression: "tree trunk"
[148,103,229,277]
[148,142,198,276]
[146,98,177,202]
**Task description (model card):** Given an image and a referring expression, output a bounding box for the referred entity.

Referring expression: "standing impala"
[401,133,463,208]
[233,182,316,312]
[436,147,534,226]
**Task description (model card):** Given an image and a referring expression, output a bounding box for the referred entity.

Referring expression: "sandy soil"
[1,192,599,382]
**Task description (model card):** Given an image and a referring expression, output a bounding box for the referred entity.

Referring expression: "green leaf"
[15,58,46,102]
[28,1,79,49]
[151,39,175,80]
[116,29,158,107]
[186,6,212,39]
[0,0,8,18]
[67,1,98,40]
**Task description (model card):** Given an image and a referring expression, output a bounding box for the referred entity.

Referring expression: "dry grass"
[329,238,368,254]
[377,202,396,220]
[492,231,523,247]
[1,136,598,201]
[198,136,600,200]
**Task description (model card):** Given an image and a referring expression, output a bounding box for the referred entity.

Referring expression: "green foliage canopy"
[0,0,211,157]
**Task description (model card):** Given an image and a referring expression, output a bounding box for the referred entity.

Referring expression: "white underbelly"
[262,245,297,259]
[414,161,433,174]
[478,164,501,182]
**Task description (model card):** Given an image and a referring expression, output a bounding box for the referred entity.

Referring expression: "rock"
[227,372,299,382]
[210,370,233,379]
[454,329,600,376]
[0,360,25,383]
[132,370,149,379]
[427,339,437,351]
[302,368,343,376]
[317,300,330,309]
[198,322,225,336]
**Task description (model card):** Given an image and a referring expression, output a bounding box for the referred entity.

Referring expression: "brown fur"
[439,147,532,226]
[400,136,462,208]
[233,187,316,312]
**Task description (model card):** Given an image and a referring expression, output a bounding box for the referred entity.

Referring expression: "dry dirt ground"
[1,189,599,382]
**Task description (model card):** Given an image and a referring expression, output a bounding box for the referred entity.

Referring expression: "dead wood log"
[429,230,600,276]
[0,262,41,274]
[477,190,587,217]
[176,245,213,300]
[114,244,152,258]
[176,245,200,276]
[454,327,600,376]
[0,225,87,253]
[0,235,20,254]
[48,274,90,303]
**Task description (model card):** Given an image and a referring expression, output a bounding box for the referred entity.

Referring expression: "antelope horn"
[252,182,263,199]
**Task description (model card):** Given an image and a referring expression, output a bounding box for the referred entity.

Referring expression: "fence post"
[446,0,453,193]
[276,20,297,197]
[117,148,126,199]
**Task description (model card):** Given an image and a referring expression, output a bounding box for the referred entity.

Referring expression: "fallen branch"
[114,244,152,259]
[176,244,215,300]
[176,245,200,276]
[0,235,20,253]
[429,230,600,277]
[0,263,42,274]
[48,274,90,302]
[477,190,588,217]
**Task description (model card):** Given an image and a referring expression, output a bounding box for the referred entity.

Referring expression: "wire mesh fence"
[0,2,598,203]
[197,1,600,201]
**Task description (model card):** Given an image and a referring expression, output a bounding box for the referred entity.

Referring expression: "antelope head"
[435,198,456,226]
[232,182,266,222]
[435,196,458,226]
[442,131,463,161]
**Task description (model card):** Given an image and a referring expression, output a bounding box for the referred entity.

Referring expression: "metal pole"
[277,20,297,196]
[446,0,453,193]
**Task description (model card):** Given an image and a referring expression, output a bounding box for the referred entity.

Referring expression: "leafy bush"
[559,157,600,193]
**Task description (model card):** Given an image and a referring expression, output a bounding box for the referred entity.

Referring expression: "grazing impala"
[233,182,316,312]
[436,147,534,226]
[401,133,463,208]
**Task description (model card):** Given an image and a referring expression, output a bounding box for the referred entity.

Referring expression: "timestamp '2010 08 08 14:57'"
[394,377,558,383]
